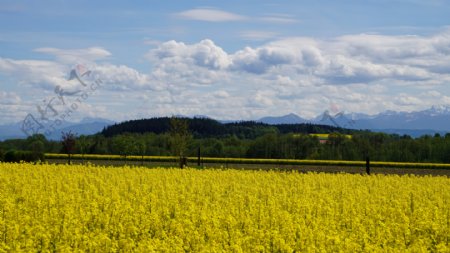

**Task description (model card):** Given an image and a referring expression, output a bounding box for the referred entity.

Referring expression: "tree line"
[100,117,350,138]
[1,117,450,163]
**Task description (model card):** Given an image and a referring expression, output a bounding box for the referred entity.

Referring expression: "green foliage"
[111,134,139,158]
[90,134,108,154]
[76,135,92,155]
[101,117,345,139]
[2,119,450,164]
[169,117,192,158]
[246,133,320,159]
[169,117,192,168]
[4,150,44,163]
[0,134,57,153]
[28,140,45,154]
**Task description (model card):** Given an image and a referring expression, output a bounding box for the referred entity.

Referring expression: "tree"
[91,134,108,154]
[112,134,138,163]
[77,135,92,163]
[137,138,147,165]
[61,131,76,164]
[169,117,191,168]
[26,134,47,155]
[29,140,44,152]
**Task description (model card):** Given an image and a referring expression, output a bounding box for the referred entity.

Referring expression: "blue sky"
[1,0,450,125]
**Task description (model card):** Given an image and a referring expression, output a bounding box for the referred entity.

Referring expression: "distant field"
[46,159,450,176]
[308,133,352,139]
[45,153,450,174]
[0,163,448,251]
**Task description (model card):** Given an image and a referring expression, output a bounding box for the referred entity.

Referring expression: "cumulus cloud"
[0,47,155,92]
[2,30,450,124]
[0,57,67,89]
[137,31,450,118]
[334,31,450,74]
[138,30,450,119]
[230,45,296,74]
[149,39,230,70]
[150,30,450,86]
[176,8,246,22]
[92,64,152,90]
[147,39,231,88]
[263,34,447,84]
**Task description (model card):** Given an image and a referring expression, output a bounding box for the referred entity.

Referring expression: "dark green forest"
[1,117,450,163]
[100,117,351,138]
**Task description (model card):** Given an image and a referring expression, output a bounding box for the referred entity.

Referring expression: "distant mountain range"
[0,117,114,141]
[257,105,450,137]
[1,106,449,140]
[258,113,307,125]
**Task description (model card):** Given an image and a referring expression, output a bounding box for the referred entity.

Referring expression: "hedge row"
[3,150,45,163]
[198,157,450,169]
[45,153,178,162]
[44,153,450,170]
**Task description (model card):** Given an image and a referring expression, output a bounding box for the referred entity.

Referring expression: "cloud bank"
[1,29,450,123]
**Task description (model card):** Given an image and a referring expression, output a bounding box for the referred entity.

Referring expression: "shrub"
[3,150,45,163]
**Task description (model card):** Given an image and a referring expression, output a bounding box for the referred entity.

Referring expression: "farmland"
[45,153,450,176]
[0,162,449,252]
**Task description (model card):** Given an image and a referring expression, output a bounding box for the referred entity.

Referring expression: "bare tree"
[61,131,76,164]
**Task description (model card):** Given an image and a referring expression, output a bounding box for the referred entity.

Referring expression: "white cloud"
[34,47,111,64]
[335,32,450,75]
[137,30,450,119]
[146,33,449,83]
[442,96,450,104]
[176,8,246,22]
[0,57,67,89]
[149,39,230,70]
[424,90,441,98]
[0,91,21,105]
[395,93,422,106]
[147,39,231,89]
[230,45,296,74]
[259,14,299,24]
[212,90,230,99]
[92,64,152,90]
[2,30,450,124]
[0,47,154,92]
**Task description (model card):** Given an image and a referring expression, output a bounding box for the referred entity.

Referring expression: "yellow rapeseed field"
[0,163,449,252]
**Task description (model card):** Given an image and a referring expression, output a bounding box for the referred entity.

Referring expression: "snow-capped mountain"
[351,106,450,131]
[257,106,450,136]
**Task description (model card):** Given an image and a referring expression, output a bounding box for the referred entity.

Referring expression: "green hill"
[101,117,355,139]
